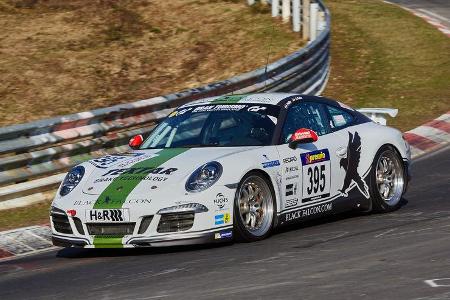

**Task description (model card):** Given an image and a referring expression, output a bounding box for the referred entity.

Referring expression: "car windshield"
[141,104,280,149]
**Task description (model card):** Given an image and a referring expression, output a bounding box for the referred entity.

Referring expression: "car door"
[323,104,371,204]
[276,102,348,216]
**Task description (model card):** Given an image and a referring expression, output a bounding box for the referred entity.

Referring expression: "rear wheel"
[369,146,405,212]
[233,172,276,242]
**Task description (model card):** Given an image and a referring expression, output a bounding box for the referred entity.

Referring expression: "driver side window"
[281,102,330,143]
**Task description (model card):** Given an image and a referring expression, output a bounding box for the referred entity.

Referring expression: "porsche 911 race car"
[50,93,411,248]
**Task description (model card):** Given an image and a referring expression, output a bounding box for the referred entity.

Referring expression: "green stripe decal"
[94,148,189,209]
[211,94,247,104]
[93,235,124,248]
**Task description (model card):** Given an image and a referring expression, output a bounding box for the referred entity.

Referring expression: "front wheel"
[233,172,276,242]
[369,146,406,212]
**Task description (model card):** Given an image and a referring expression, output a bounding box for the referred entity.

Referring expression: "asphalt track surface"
[0,145,449,299]
[389,0,450,28]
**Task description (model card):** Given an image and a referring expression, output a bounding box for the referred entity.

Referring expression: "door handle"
[336,147,347,158]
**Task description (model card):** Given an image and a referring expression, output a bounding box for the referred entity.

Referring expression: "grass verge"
[0,0,301,126]
[323,0,450,131]
[0,199,51,231]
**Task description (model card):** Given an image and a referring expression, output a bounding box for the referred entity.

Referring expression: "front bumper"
[52,225,233,248]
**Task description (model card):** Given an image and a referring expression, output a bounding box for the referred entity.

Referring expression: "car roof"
[178,93,344,108]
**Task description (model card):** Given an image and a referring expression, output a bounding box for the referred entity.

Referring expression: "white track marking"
[425,278,450,288]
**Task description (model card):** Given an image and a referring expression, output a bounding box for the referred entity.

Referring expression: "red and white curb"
[384,1,450,37]
[0,225,55,261]
[404,111,450,158]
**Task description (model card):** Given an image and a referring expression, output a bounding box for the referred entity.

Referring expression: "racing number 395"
[306,165,326,195]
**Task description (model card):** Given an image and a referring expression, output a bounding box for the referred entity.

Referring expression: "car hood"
[81,147,258,195]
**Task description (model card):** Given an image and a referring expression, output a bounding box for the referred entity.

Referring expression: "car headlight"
[157,203,208,214]
[185,161,223,192]
[59,166,85,197]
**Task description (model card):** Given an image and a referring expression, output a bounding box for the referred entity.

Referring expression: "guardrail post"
[282,0,290,23]
[310,2,319,41]
[302,0,310,40]
[292,0,301,32]
[272,0,279,17]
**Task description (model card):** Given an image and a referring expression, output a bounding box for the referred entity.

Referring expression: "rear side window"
[326,105,353,130]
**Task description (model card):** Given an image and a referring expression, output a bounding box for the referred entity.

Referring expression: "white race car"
[50,93,411,248]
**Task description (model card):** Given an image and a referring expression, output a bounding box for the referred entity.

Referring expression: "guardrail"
[0,0,330,208]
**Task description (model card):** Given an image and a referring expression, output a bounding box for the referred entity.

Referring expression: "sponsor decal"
[92,197,152,206]
[89,153,144,169]
[214,193,229,210]
[74,200,94,206]
[286,175,299,180]
[211,94,247,103]
[300,149,331,202]
[87,209,129,222]
[284,202,333,222]
[94,148,189,209]
[283,96,302,108]
[262,160,280,168]
[168,107,192,118]
[101,167,178,177]
[283,156,297,164]
[215,230,233,240]
[116,154,156,168]
[285,183,298,197]
[192,104,246,113]
[215,213,231,225]
[285,166,299,173]
[94,175,169,184]
[338,132,369,199]
[247,106,267,112]
[285,198,298,208]
[301,149,330,165]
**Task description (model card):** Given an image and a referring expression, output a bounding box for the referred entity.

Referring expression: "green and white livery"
[50,93,411,248]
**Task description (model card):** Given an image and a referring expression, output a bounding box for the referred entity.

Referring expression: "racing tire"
[233,172,276,242]
[368,145,406,213]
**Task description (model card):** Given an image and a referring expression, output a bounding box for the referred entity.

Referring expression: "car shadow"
[56,198,409,259]
[56,241,233,259]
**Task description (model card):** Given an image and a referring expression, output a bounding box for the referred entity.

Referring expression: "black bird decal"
[339,132,370,199]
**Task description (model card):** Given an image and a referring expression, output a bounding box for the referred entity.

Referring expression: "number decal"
[320,165,325,191]
[301,149,331,202]
[306,165,327,196]
[307,167,313,194]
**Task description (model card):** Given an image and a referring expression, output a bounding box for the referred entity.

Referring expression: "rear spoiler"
[356,108,398,125]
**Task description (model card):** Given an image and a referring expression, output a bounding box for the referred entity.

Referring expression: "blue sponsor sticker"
[215,214,224,225]
[220,230,233,239]
[300,149,330,165]
[214,230,233,240]
[262,160,280,168]
[215,213,230,225]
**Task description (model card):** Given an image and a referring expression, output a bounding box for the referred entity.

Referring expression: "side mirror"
[129,134,144,149]
[288,128,318,149]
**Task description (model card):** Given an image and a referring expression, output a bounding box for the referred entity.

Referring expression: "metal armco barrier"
[0,0,330,207]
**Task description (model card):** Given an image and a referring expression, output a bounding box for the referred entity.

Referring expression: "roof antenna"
[263,14,276,91]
